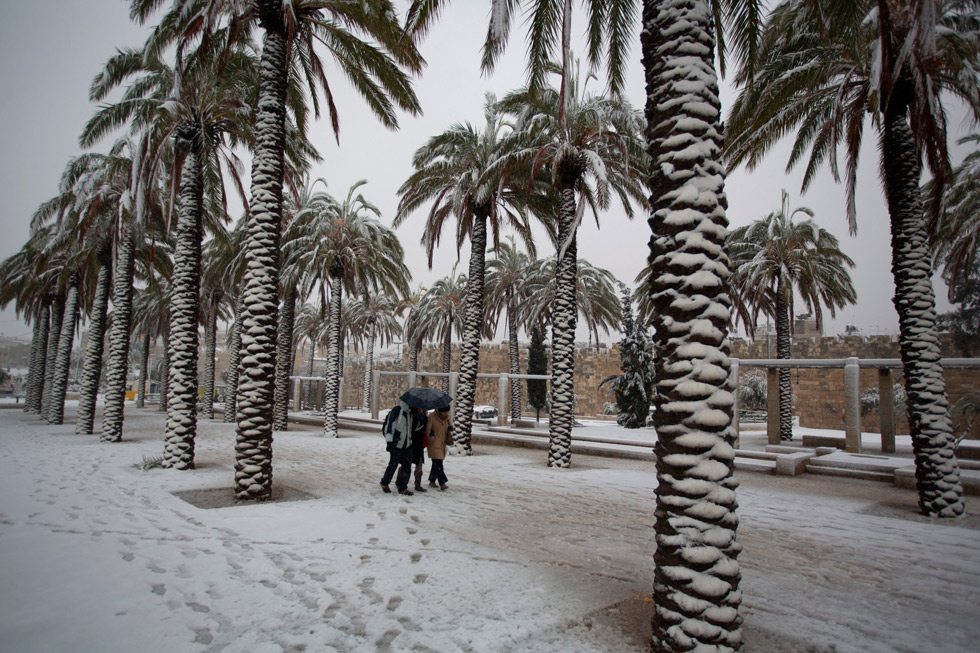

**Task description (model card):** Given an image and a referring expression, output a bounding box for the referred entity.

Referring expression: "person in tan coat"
[424,406,453,490]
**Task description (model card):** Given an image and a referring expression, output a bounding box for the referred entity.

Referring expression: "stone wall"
[730,335,979,439]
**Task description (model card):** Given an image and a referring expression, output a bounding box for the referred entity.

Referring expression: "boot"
[414,469,427,492]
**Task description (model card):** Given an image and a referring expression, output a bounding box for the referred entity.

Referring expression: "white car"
[472,405,498,419]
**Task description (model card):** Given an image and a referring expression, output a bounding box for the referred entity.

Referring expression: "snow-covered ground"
[1,403,978,652]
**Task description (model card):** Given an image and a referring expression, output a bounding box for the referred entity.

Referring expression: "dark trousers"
[428,459,448,485]
[381,446,412,490]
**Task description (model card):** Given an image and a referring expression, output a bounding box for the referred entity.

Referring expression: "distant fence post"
[878,368,896,453]
[292,378,301,411]
[844,357,861,453]
[766,368,779,445]
[449,372,458,418]
[408,371,417,389]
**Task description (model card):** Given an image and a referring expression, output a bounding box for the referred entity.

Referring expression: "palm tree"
[132,0,423,501]
[293,300,328,410]
[727,190,857,441]
[396,97,540,455]
[485,237,536,422]
[725,0,977,517]
[497,64,647,467]
[413,272,467,395]
[290,181,410,438]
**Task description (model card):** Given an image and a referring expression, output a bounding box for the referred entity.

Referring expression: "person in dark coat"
[410,406,429,492]
[380,400,417,495]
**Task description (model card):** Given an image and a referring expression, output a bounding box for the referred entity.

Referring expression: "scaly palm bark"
[25,297,51,414]
[102,221,137,443]
[76,245,112,434]
[440,324,452,395]
[202,290,222,420]
[323,263,344,438]
[775,279,792,440]
[40,292,65,420]
[451,209,490,454]
[158,326,170,413]
[234,4,289,500]
[361,318,376,412]
[164,123,204,470]
[506,289,521,421]
[224,291,244,423]
[643,0,742,648]
[48,272,81,425]
[883,75,964,518]
[273,287,297,431]
[136,331,151,409]
[547,177,579,468]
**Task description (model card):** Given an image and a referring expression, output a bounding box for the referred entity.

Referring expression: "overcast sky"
[0,0,969,345]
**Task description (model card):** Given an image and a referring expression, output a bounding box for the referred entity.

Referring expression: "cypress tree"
[526,325,548,424]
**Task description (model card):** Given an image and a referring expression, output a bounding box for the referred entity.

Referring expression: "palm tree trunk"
[451,208,489,455]
[164,132,203,470]
[77,255,111,433]
[136,332,151,409]
[507,296,521,422]
[775,279,793,440]
[224,290,244,423]
[643,0,742,648]
[25,297,51,414]
[273,287,297,430]
[361,320,376,412]
[409,337,419,373]
[548,178,579,468]
[158,325,169,413]
[48,272,80,425]
[441,322,452,394]
[304,337,315,409]
[102,221,137,443]
[323,268,343,437]
[202,292,220,420]
[41,291,65,421]
[882,81,965,518]
[234,4,288,501]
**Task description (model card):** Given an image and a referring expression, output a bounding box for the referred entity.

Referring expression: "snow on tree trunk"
[77,254,110,430]
[224,292,244,423]
[643,0,743,649]
[450,208,489,456]
[775,279,792,441]
[322,271,343,438]
[158,326,169,413]
[136,331,150,409]
[41,292,65,421]
[548,178,579,468]
[441,322,452,394]
[25,297,51,414]
[202,291,221,420]
[882,83,965,518]
[164,131,203,471]
[508,295,522,422]
[48,272,80,425]
[361,320,376,412]
[234,6,288,501]
[101,221,137,443]
[273,287,296,431]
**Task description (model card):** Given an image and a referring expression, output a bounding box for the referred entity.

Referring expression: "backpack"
[381,406,400,443]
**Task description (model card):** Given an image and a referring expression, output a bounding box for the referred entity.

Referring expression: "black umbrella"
[399,387,453,410]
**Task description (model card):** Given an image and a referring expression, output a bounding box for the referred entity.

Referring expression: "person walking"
[425,405,453,490]
[410,406,429,492]
[380,400,416,495]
